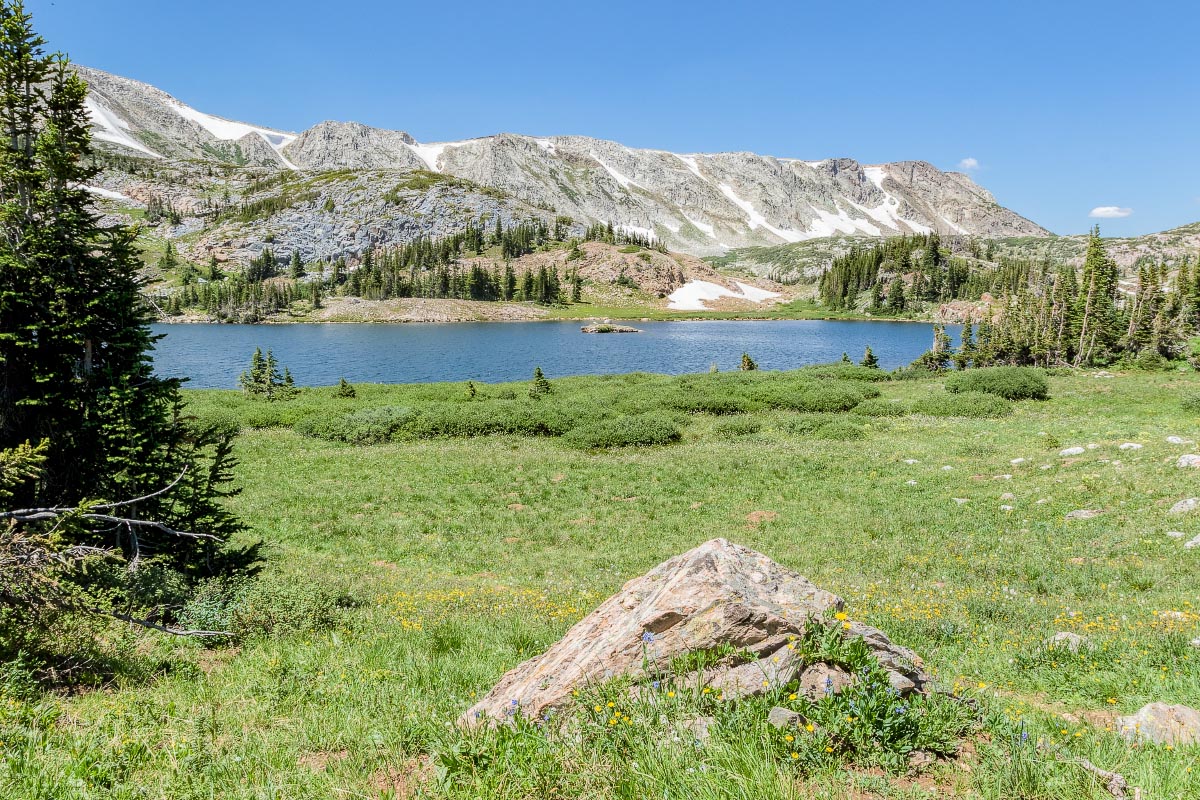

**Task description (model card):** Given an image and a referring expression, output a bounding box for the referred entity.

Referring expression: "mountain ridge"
[77,65,1049,259]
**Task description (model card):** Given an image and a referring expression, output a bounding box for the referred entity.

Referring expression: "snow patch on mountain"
[682,212,716,238]
[84,185,132,201]
[666,280,780,310]
[169,101,297,168]
[84,97,161,158]
[718,183,806,243]
[592,152,640,190]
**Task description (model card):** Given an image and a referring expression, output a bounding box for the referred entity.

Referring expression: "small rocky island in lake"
[581,323,641,333]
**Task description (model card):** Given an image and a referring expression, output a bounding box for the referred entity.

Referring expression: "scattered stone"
[1191,638,1200,649]
[1037,498,1050,504]
[680,715,715,742]
[1039,464,1052,470]
[581,323,641,334]
[767,706,804,729]
[903,459,920,465]
[1000,493,1016,501]
[1086,443,1099,450]
[1119,443,1143,451]
[1177,454,1200,468]
[1116,703,1200,745]
[460,538,929,725]
[1166,531,1187,539]
[1169,498,1200,515]
[1011,458,1027,465]
[1065,509,1103,520]
[906,480,918,486]
[1000,505,1014,512]
[1167,436,1190,445]
[952,498,970,505]
[941,465,954,471]
[1044,631,1090,653]
[1186,535,1200,550]
[798,662,855,700]
[907,750,936,772]
[994,474,1013,480]
[1060,446,1086,457]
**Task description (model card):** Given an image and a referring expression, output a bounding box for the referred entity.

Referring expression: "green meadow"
[3,367,1199,799]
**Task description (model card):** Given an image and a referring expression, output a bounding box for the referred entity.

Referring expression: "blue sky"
[26,0,1199,237]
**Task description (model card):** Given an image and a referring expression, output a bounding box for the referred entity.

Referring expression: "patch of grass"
[10,370,1200,799]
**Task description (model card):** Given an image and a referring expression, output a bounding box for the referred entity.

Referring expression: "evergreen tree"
[0,2,241,582]
[289,250,305,279]
[465,380,477,399]
[886,276,906,312]
[740,353,758,371]
[529,366,552,398]
[333,377,356,399]
[860,345,879,369]
[840,352,852,364]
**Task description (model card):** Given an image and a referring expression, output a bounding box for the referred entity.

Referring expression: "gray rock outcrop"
[461,538,928,725]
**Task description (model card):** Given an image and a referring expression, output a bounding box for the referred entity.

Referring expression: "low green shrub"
[774,413,839,436]
[945,367,1049,400]
[560,412,683,449]
[666,391,759,415]
[812,419,867,440]
[295,405,415,444]
[755,382,874,412]
[404,401,575,439]
[1182,391,1200,413]
[852,398,909,417]
[179,573,349,640]
[797,363,892,382]
[911,391,1013,418]
[713,417,762,437]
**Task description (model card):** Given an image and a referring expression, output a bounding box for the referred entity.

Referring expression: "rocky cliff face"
[78,65,1050,259]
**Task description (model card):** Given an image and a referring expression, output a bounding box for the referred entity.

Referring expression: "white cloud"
[957,157,979,170]
[1089,206,1133,219]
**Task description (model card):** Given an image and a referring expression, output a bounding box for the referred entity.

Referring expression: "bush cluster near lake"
[945,366,1051,401]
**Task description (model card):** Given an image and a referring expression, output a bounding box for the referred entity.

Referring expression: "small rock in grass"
[1011,458,1027,465]
[1086,443,1099,450]
[1167,436,1190,445]
[906,480,917,486]
[941,465,954,471]
[798,662,854,700]
[1065,509,1103,520]
[903,459,919,465]
[1191,638,1200,649]
[1001,492,1016,501]
[1167,531,1187,539]
[1169,498,1200,515]
[1177,454,1200,468]
[953,498,969,505]
[1060,446,1086,457]
[767,706,803,729]
[1186,535,1200,549]
[1116,703,1200,745]
[1044,631,1090,653]
[680,716,715,742]
[1036,498,1050,505]
[1000,505,1014,511]
[907,750,936,771]
[1039,464,1052,470]
[994,474,1013,480]
[1119,443,1143,451]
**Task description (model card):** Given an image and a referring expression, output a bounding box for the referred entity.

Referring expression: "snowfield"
[84,97,161,158]
[666,280,781,311]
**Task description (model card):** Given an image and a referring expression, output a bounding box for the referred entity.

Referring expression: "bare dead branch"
[90,467,189,511]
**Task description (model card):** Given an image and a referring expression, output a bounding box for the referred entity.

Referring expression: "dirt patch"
[370,756,434,798]
[197,647,240,675]
[297,749,349,772]
[745,510,779,528]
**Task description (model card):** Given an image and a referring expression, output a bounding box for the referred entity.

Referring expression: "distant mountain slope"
[78,66,1049,258]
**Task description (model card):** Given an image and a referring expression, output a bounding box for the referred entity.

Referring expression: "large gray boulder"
[1116,703,1200,745]
[461,538,929,725]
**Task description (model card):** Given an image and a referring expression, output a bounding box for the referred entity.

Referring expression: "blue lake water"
[149,320,960,389]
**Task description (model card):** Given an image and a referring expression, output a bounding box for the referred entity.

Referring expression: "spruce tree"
[740,353,758,371]
[333,377,356,399]
[290,250,305,279]
[529,366,552,398]
[0,2,241,575]
[860,345,879,369]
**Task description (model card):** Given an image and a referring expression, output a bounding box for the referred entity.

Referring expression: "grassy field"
[3,367,1199,798]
